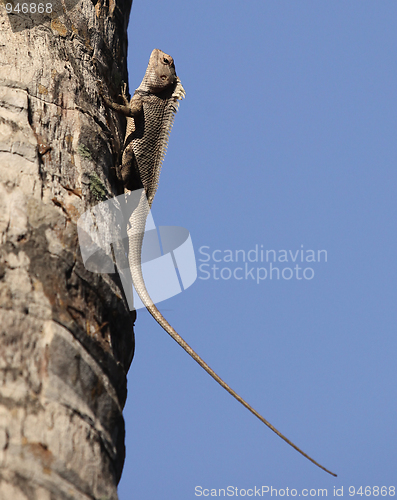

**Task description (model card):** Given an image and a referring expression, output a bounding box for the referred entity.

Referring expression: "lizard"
[98,48,337,477]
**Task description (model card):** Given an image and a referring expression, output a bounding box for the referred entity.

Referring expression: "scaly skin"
[99,49,337,477]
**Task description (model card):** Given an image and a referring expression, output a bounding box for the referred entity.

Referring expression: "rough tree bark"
[0,0,135,498]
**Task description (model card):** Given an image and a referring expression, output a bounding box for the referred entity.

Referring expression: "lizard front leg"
[97,81,143,118]
[97,81,144,192]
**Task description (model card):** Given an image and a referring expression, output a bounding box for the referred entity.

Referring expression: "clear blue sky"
[118,1,397,498]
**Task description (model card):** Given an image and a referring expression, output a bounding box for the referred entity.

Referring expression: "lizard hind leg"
[121,148,143,193]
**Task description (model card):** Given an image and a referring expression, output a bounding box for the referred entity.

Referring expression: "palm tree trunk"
[0,1,134,498]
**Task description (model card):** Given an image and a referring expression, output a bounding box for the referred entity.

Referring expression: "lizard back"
[128,79,185,206]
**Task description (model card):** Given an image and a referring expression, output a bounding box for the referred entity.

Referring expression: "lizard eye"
[163,58,170,64]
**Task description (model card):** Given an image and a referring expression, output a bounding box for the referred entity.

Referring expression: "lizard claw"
[96,80,104,96]
[120,81,130,105]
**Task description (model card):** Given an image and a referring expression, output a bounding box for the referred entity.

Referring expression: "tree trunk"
[0,1,134,498]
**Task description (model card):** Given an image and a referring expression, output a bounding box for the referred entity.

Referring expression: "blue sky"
[118,1,397,498]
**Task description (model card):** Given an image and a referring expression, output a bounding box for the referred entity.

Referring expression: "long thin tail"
[146,302,337,477]
[127,191,336,476]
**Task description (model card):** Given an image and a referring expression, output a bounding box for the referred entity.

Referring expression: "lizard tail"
[145,302,337,477]
[127,192,336,477]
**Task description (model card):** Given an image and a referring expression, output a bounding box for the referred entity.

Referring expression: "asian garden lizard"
[98,48,336,477]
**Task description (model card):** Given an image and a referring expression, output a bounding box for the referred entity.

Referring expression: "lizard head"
[139,49,177,93]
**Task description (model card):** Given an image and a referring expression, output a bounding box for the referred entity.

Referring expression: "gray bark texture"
[0,0,135,498]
